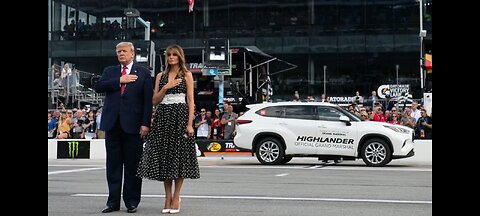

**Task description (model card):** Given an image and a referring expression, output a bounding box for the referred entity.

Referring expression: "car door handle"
[279,122,287,126]
[318,125,327,128]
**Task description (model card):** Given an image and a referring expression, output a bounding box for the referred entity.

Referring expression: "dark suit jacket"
[94,63,153,134]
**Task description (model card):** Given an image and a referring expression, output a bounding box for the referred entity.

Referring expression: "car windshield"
[335,106,361,122]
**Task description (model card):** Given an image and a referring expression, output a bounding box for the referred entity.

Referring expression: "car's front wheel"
[360,138,392,167]
[255,137,285,165]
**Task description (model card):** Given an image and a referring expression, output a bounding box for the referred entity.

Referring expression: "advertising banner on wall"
[377,84,410,99]
[57,140,90,159]
[196,139,250,156]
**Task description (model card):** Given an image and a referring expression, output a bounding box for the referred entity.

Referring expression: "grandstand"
[48,64,104,109]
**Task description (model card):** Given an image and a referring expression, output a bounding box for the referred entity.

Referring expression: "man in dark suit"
[94,41,153,213]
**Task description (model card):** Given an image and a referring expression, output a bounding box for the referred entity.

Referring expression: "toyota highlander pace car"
[233,102,414,166]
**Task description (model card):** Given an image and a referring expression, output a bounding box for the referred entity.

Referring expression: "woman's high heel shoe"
[169,198,181,214]
[162,198,173,214]
[169,209,180,214]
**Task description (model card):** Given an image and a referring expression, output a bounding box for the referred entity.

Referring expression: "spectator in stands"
[83,111,97,139]
[205,110,214,138]
[65,110,73,126]
[401,107,416,129]
[320,94,330,102]
[48,112,57,139]
[56,112,71,139]
[95,107,105,139]
[372,106,386,122]
[206,110,213,122]
[194,108,211,139]
[367,90,379,109]
[387,113,401,125]
[360,111,370,121]
[415,109,432,139]
[352,90,364,105]
[62,63,72,88]
[73,68,80,87]
[52,65,62,88]
[211,108,223,139]
[390,107,398,116]
[347,105,355,113]
[384,110,391,121]
[71,110,85,139]
[410,101,422,122]
[52,110,61,122]
[220,101,229,118]
[221,102,238,139]
[58,102,65,111]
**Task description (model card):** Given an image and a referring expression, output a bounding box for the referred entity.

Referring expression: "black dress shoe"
[101,206,119,213]
[126,206,137,213]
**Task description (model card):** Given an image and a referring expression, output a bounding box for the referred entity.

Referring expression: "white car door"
[279,105,319,155]
[316,106,358,156]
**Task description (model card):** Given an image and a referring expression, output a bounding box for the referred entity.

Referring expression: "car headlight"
[383,125,410,134]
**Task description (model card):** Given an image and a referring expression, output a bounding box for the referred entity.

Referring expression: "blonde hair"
[164,44,188,77]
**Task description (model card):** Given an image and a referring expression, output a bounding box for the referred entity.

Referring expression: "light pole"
[396,64,399,84]
[323,65,327,97]
[419,0,426,90]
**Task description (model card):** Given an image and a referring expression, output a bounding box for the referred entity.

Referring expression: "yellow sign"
[207,142,222,152]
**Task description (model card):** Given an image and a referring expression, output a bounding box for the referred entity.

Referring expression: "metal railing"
[48,64,104,109]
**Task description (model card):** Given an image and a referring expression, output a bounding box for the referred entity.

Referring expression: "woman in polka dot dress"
[137,44,199,214]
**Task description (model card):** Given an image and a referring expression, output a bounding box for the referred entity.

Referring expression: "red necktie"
[121,65,127,95]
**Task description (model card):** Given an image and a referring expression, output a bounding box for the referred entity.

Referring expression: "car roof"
[246,102,338,110]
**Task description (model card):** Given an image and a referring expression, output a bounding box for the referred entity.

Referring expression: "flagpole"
[419,0,424,91]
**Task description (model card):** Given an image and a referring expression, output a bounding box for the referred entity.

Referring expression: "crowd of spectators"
[297,90,432,139]
[346,101,432,139]
[49,96,431,141]
[48,106,104,140]
[48,101,246,141]
[188,101,244,140]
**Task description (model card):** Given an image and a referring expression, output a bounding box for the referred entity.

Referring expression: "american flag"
[188,0,195,13]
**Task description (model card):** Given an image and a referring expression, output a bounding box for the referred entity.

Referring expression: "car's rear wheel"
[255,137,285,165]
[360,138,392,167]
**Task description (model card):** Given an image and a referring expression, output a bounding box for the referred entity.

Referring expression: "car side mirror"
[339,116,351,126]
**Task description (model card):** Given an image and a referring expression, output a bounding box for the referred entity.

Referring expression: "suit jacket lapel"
[124,64,139,95]
[130,64,138,76]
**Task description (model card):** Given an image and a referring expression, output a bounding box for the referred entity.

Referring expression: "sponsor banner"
[196,139,250,156]
[57,140,90,159]
[328,96,356,106]
[188,63,204,73]
[294,136,355,150]
[377,84,410,99]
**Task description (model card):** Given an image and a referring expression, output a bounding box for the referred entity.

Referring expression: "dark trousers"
[105,118,143,208]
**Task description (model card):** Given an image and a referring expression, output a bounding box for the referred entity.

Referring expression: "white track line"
[48,167,105,175]
[72,194,431,204]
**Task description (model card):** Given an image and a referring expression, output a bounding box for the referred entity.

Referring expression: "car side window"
[318,106,343,121]
[284,105,317,120]
[255,106,284,118]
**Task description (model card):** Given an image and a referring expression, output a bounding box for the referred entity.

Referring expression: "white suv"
[234,102,414,166]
